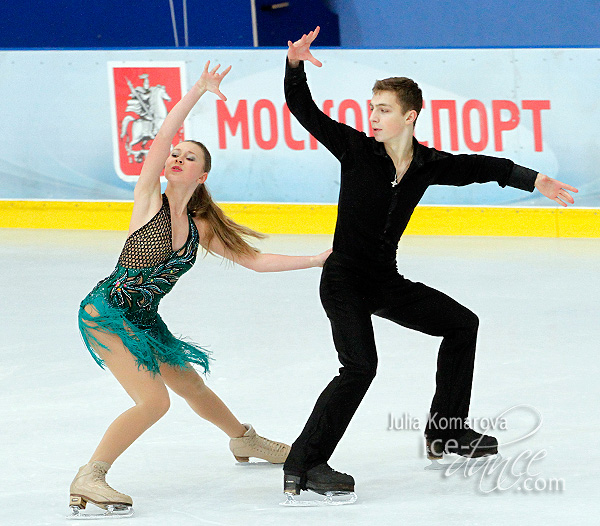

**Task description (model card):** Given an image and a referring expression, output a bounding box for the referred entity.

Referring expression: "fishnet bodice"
[118,194,175,268]
[82,194,199,328]
[79,193,208,374]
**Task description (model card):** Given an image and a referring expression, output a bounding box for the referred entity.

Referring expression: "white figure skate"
[229,423,290,464]
[68,461,133,519]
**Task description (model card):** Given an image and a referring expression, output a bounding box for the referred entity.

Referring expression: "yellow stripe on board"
[0,200,598,238]
[0,201,134,231]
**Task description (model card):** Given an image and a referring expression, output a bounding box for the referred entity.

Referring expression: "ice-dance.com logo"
[448,448,566,494]
[387,405,566,494]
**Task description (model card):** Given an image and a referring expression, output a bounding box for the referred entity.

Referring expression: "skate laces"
[91,464,109,483]
[255,434,287,453]
[91,465,128,497]
[324,463,349,476]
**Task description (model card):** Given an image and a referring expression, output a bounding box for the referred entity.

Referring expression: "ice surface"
[1,229,598,525]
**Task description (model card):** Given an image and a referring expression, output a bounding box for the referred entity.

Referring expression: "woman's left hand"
[313,248,333,267]
[196,61,232,101]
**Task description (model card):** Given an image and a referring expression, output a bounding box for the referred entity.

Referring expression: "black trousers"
[284,252,480,475]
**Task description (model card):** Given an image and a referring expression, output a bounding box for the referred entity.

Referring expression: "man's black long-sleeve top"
[284,60,538,265]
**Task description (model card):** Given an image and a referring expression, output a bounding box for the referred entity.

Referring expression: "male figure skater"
[282,27,578,498]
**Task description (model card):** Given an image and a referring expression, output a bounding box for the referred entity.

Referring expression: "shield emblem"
[108,62,187,181]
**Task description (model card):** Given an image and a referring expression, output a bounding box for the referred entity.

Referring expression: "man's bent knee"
[340,364,377,386]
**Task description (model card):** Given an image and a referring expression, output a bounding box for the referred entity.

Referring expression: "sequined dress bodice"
[89,194,199,328]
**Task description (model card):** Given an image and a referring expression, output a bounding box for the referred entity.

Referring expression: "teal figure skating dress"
[79,194,210,374]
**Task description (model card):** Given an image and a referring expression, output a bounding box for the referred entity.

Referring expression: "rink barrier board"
[0,200,598,238]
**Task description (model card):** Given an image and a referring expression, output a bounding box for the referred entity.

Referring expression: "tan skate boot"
[229,424,290,464]
[69,461,133,513]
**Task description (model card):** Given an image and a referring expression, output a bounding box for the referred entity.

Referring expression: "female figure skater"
[69,61,330,517]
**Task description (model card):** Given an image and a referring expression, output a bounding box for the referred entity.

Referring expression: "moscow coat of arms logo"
[108,62,187,181]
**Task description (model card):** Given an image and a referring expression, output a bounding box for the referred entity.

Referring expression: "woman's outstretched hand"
[287,26,323,68]
[196,61,232,101]
[313,248,333,267]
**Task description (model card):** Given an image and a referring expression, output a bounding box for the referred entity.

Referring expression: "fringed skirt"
[78,293,211,375]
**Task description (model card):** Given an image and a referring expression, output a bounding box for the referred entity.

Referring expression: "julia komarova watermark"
[387,412,509,432]
[387,404,566,494]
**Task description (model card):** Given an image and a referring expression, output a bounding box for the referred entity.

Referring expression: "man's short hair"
[372,77,423,121]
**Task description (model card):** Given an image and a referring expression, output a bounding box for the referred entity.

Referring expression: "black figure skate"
[282,463,357,506]
[425,429,499,471]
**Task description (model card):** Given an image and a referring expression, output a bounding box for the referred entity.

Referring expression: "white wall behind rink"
[0,48,598,206]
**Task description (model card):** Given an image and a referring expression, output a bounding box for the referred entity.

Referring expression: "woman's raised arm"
[131,62,231,222]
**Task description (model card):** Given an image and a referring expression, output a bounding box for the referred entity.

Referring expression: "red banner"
[109,63,186,181]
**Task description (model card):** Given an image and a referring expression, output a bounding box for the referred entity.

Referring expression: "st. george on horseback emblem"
[108,62,187,181]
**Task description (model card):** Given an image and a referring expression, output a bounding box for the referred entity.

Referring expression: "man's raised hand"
[287,26,323,68]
